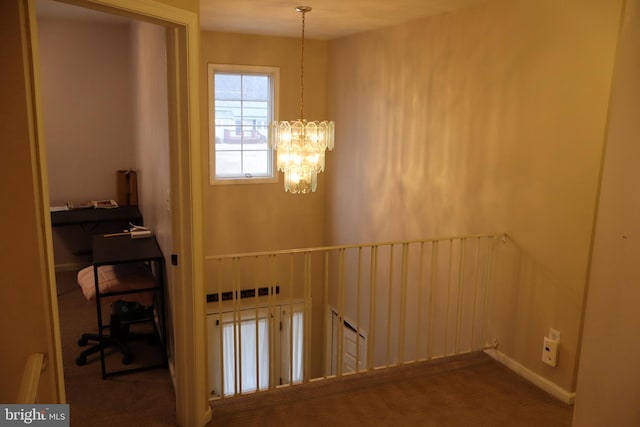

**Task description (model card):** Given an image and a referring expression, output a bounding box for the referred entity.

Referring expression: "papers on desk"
[66,201,93,209]
[50,204,69,212]
[63,199,119,210]
[93,199,119,209]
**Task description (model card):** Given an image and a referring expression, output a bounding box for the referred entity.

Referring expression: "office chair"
[75,263,156,367]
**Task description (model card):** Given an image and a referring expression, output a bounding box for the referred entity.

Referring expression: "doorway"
[21,0,209,424]
[36,0,174,418]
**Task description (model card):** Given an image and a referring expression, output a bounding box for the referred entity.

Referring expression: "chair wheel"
[122,355,132,365]
[78,337,88,346]
[76,356,87,366]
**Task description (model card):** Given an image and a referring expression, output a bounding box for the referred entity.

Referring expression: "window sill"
[210,176,278,186]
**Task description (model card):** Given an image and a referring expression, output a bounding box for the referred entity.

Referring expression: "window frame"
[208,64,279,186]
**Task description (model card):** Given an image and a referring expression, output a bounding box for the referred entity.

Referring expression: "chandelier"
[270,6,335,194]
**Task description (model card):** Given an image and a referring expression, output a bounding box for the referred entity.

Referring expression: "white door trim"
[23,0,209,425]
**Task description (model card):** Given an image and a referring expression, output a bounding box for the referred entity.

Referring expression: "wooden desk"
[92,234,167,378]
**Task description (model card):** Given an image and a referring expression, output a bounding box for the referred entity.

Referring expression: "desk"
[92,234,167,378]
[51,205,142,227]
[51,206,143,259]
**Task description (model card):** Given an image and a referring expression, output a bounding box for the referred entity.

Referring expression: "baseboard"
[484,348,576,405]
[168,359,177,391]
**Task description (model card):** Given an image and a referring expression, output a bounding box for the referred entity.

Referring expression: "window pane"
[216,151,241,176]
[215,131,238,151]
[219,127,245,146]
[215,74,241,100]
[242,101,269,122]
[243,151,269,175]
[242,75,269,100]
[252,125,269,147]
[243,126,268,151]
[237,126,266,146]
[215,100,241,127]
[244,141,269,152]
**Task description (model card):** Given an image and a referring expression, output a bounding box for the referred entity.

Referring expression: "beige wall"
[200,31,329,258]
[573,0,640,424]
[131,20,171,260]
[38,17,136,267]
[326,0,622,392]
[130,19,175,362]
[38,18,135,204]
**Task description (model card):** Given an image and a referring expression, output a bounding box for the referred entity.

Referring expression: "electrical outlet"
[542,337,559,366]
[542,328,560,367]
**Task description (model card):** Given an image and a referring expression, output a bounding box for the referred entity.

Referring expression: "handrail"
[204,233,502,399]
[205,233,503,261]
[16,352,45,404]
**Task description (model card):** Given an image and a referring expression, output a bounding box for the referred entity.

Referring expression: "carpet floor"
[57,270,176,427]
[207,352,573,427]
[57,270,573,426]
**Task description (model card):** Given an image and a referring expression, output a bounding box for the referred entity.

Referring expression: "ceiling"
[200,0,486,40]
[37,0,485,40]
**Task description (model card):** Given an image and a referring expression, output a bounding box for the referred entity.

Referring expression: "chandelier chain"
[300,9,306,119]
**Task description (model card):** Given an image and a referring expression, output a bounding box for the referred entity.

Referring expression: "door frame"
[22,0,209,425]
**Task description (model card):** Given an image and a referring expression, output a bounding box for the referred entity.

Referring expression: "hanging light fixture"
[270,6,335,194]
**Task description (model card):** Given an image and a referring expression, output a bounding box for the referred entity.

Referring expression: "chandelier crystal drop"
[269,6,335,194]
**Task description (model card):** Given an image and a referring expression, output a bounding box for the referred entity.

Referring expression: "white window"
[208,64,279,185]
[207,304,303,398]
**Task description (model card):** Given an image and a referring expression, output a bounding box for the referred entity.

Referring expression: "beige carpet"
[208,353,573,427]
[56,270,176,426]
[58,271,572,426]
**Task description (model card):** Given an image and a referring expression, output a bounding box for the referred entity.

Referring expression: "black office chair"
[76,301,153,366]
[75,264,156,367]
